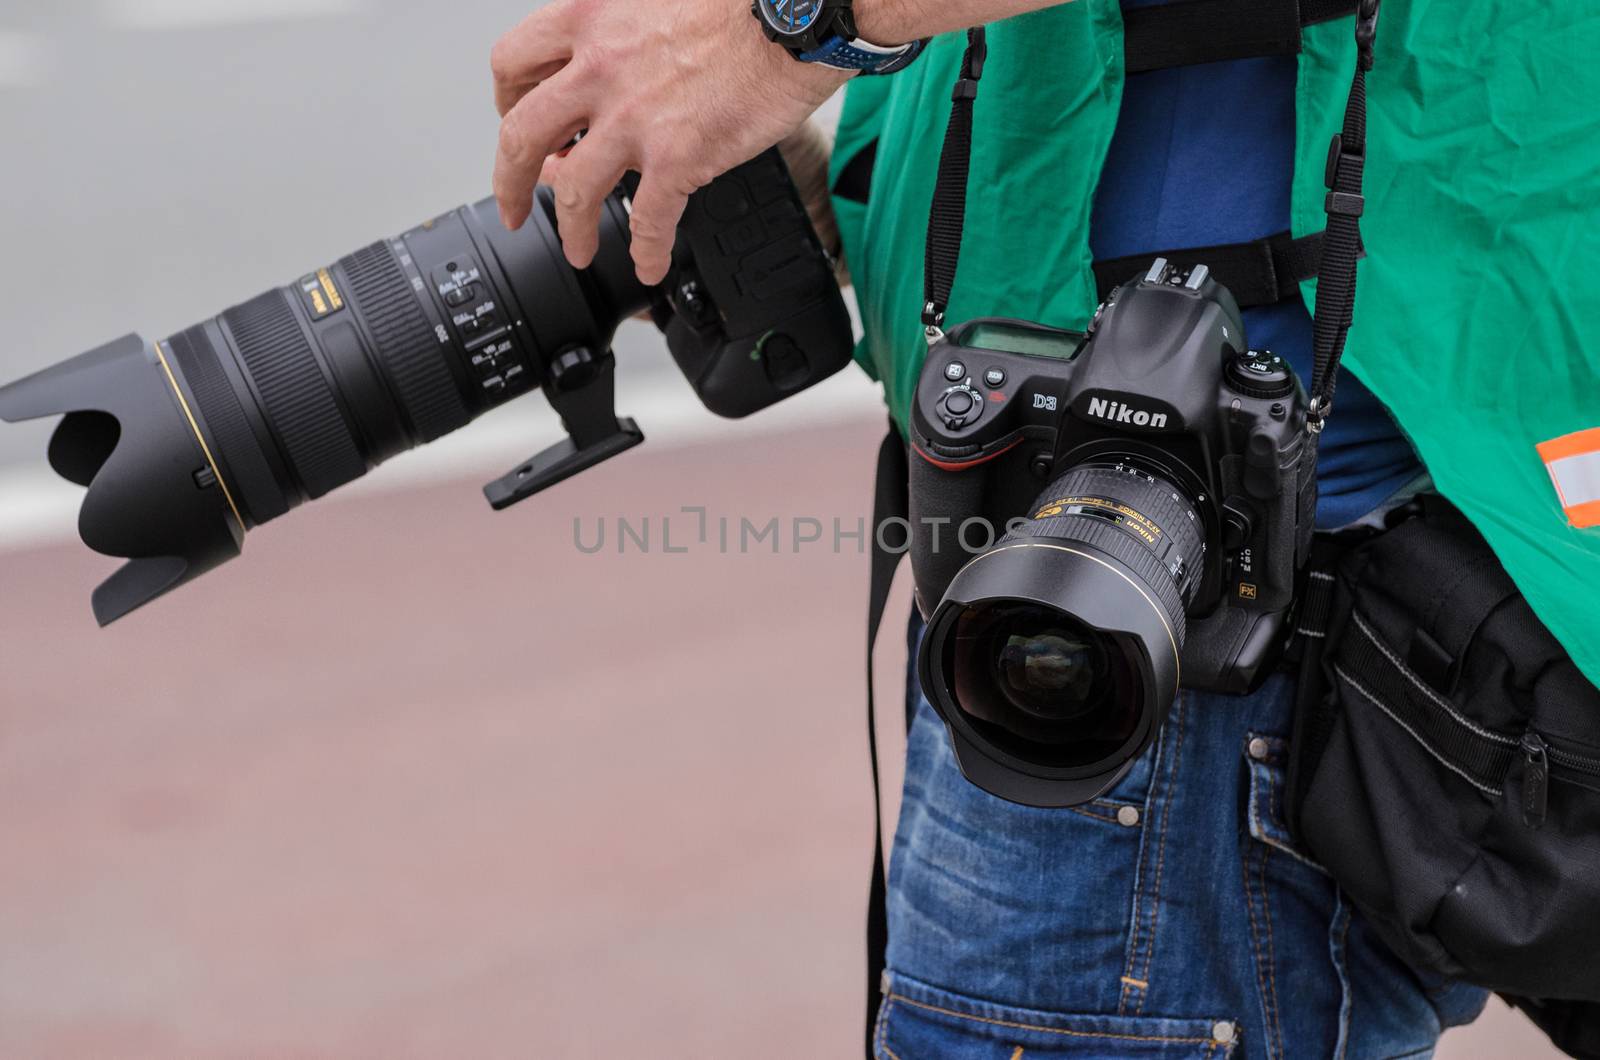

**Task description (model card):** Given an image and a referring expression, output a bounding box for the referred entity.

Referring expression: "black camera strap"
[920,0,1382,435]
[1308,0,1380,433]
[862,423,908,1059]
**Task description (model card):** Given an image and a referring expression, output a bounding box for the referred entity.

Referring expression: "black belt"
[1123,0,1359,74]
[1093,230,1344,308]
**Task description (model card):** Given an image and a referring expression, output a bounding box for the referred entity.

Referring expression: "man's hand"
[491,0,852,286]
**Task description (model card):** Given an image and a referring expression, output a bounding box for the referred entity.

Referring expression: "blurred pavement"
[0,412,1558,1059]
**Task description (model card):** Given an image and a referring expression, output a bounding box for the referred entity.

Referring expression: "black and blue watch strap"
[799,34,926,74]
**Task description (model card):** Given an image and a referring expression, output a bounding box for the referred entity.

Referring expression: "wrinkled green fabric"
[831,0,1600,681]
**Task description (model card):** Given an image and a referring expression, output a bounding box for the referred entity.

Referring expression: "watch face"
[757,0,824,37]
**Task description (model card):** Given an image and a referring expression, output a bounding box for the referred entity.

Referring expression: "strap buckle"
[1324,133,1364,188]
[922,301,946,346]
[1306,395,1332,435]
[1324,134,1367,216]
[1325,191,1365,217]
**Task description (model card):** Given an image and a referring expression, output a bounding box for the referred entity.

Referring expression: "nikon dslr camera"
[909,260,1317,807]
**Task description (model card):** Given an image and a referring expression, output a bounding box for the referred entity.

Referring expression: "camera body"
[912,260,1316,693]
[909,260,1316,805]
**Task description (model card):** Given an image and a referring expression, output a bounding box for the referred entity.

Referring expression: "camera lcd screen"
[964,321,1082,360]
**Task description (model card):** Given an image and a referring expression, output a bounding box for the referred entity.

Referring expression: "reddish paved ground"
[0,416,1551,1057]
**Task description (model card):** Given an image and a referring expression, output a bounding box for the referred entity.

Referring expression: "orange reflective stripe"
[1537,426,1600,464]
[1538,428,1600,528]
[1565,500,1600,530]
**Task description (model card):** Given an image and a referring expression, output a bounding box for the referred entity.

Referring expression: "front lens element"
[949,602,1141,768]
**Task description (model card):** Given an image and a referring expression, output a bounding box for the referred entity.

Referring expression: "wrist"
[851,0,918,47]
[751,0,924,75]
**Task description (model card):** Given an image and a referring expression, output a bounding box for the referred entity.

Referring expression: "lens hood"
[0,334,244,626]
[918,538,1182,807]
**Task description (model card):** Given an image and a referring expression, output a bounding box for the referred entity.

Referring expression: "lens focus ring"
[338,242,469,445]
[222,290,367,499]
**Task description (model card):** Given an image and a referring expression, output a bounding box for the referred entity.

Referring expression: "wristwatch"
[751,0,926,75]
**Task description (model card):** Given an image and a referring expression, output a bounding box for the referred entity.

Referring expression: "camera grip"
[659,149,855,419]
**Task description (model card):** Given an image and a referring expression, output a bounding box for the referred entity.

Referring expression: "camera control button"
[716,217,765,257]
[983,368,1006,388]
[944,361,967,382]
[1223,503,1255,551]
[702,180,753,222]
[1227,350,1294,399]
[445,284,478,308]
[760,333,810,389]
[943,389,975,417]
[938,385,983,429]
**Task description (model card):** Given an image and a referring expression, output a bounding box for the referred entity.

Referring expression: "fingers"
[494,74,585,231]
[494,59,566,119]
[490,6,576,117]
[546,134,631,270]
[628,170,693,287]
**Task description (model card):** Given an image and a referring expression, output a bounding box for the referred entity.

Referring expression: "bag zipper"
[1521,732,1549,829]
[1545,741,1600,776]
[1520,730,1600,829]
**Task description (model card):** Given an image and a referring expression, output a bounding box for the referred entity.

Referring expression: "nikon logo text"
[1087,396,1169,429]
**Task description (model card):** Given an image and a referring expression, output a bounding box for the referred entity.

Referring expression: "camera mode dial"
[1226,350,1294,399]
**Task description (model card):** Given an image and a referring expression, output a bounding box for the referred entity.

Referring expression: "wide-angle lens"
[919,461,1206,807]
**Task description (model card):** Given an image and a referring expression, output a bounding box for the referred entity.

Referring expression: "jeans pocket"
[877,972,1240,1059]
[1240,733,1345,1059]
[1244,732,1326,874]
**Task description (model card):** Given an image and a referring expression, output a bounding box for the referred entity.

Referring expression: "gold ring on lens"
[153,339,246,533]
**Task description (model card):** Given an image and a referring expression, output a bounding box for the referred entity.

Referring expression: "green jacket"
[830,1,1600,682]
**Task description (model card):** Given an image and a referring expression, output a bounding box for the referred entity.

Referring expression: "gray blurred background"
[0,2,1554,1056]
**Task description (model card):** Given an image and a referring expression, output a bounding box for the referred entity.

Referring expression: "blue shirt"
[1090,14,1421,527]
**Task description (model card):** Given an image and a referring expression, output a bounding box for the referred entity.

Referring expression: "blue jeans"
[879,615,1487,1059]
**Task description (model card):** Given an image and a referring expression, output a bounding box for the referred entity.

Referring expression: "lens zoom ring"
[338,242,469,444]
[167,324,287,525]
[1012,514,1190,645]
[222,290,366,499]
[1049,465,1206,563]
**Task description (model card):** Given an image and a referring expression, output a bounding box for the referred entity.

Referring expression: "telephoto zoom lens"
[919,461,1206,807]
[177,190,644,526]
[0,189,648,625]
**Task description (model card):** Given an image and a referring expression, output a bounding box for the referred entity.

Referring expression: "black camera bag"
[1287,493,1600,1057]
